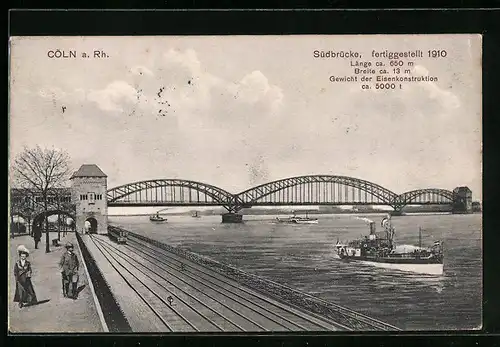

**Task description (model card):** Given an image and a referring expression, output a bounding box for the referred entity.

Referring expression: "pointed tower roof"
[70,164,107,179]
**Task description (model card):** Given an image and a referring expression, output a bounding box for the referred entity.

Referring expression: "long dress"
[13,260,38,305]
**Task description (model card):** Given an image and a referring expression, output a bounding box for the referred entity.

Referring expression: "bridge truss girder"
[396,188,454,206]
[234,175,400,211]
[104,177,457,213]
[107,179,239,212]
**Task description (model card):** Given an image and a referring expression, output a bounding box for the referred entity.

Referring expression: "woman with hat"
[58,241,80,299]
[13,245,38,308]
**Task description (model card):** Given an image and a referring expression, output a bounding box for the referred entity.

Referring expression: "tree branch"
[11,146,72,196]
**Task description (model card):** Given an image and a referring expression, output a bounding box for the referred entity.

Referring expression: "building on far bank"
[472,201,482,212]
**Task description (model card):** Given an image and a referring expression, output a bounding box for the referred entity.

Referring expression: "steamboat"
[275,211,318,224]
[335,215,444,275]
[150,213,167,222]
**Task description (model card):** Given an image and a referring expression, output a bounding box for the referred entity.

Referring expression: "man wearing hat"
[58,241,80,299]
[13,245,38,307]
[33,226,42,250]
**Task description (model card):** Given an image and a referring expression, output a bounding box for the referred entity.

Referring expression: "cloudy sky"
[9,35,482,199]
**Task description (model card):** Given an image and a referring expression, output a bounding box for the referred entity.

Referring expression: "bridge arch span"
[235,175,399,208]
[396,189,454,207]
[10,212,29,221]
[33,210,76,225]
[85,217,99,233]
[32,209,76,233]
[107,179,238,209]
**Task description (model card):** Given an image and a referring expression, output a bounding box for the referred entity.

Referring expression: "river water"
[109,213,482,331]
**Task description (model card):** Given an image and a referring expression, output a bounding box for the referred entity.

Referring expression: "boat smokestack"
[369,221,376,235]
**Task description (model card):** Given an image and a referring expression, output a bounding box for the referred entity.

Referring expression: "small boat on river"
[276,211,318,224]
[191,211,201,218]
[335,215,444,275]
[150,213,167,222]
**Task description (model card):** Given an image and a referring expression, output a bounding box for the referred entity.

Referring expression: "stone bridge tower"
[452,186,473,214]
[70,164,108,234]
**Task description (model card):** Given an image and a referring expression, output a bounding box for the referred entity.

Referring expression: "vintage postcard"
[8,34,482,333]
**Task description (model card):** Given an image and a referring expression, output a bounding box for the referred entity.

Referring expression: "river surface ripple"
[109,213,482,331]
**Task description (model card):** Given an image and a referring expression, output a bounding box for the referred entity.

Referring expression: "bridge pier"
[221,212,243,223]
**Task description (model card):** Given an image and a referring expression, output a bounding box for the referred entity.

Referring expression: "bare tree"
[12,146,72,253]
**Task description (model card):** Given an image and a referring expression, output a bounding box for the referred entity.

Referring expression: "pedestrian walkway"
[8,233,103,333]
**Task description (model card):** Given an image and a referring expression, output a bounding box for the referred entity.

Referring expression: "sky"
[9,35,482,200]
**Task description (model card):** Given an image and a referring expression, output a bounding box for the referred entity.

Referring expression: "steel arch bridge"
[235,175,399,208]
[107,179,240,211]
[105,175,456,212]
[395,189,454,207]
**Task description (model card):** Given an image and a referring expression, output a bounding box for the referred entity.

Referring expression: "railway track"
[124,233,400,331]
[89,234,346,332]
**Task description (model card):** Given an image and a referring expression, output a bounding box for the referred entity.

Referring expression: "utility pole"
[419,227,422,249]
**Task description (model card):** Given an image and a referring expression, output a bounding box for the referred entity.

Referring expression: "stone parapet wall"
[76,232,132,332]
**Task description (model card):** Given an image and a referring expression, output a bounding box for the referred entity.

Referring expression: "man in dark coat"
[58,241,79,299]
[14,245,38,308]
[33,226,42,249]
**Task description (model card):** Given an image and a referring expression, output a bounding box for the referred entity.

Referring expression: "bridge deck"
[82,234,348,332]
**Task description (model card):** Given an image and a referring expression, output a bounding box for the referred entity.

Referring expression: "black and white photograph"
[8,34,482,332]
